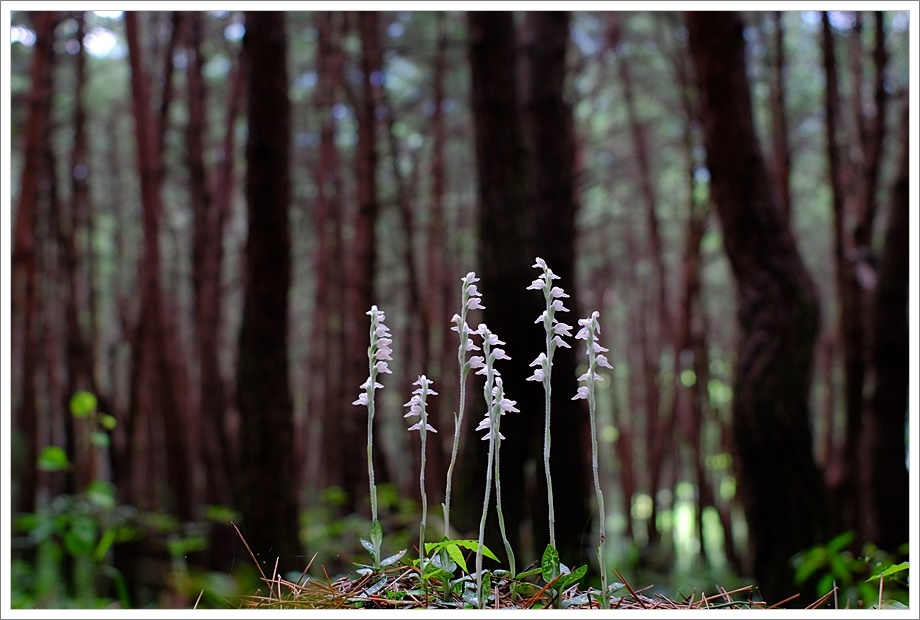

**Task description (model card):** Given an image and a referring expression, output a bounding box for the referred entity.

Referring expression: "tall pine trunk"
[13,11,58,517]
[520,10,591,565]
[686,11,828,606]
[861,101,908,555]
[235,11,301,572]
[461,11,539,563]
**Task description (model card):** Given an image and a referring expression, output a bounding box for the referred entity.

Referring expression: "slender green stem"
[542,295,557,551]
[367,383,378,524]
[493,388,516,579]
[543,367,555,551]
[588,375,608,607]
[475,337,497,609]
[576,311,612,608]
[419,418,429,575]
[444,326,469,538]
[445,274,480,538]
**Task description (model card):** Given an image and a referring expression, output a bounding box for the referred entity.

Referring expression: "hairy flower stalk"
[444,272,483,538]
[471,323,511,608]
[488,376,518,579]
[352,305,393,567]
[405,375,438,576]
[573,310,614,608]
[526,257,572,551]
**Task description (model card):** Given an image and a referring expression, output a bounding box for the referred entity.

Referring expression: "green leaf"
[867,561,909,581]
[827,531,856,553]
[480,571,492,607]
[380,549,406,566]
[97,413,117,430]
[87,480,116,509]
[541,544,560,582]
[431,547,457,574]
[878,600,909,610]
[64,514,97,557]
[422,565,454,583]
[446,544,468,573]
[515,565,543,580]
[360,538,375,556]
[562,593,590,608]
[69,390,98,418]
[91,431,110,448]
[558,564,587,590]
[427,539,498,564]
[93,528,117,562]
[37,446,70,471]
[370,519,383,552]
[366,575,388,596]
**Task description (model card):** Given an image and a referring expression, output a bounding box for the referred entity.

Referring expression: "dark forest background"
[4,8,914,609]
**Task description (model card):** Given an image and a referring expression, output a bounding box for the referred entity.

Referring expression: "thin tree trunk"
[13,10,58,518]
[345,11,391,512]
[186,11,234,535]
[769,11,792,220]
[520,10,591,565]
[821,12,865,540]
[606,14,671,547]
[235,11,301,572]
[56,12,100,493]
[687,11,829,606]
[860,100,908,554]
[310,12,350,506]
[125,11,194,520]
[428,12,454,507]
[461,10,541,564]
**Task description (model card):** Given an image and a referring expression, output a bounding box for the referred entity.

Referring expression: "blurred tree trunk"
[381,87,441,498]
[663,15,743,572]
[310,11,349,501]
[340,11,390,515]
[820,10,860,538]
[57,12,100,493]
[520,10,591,565]
[606,13,671,549]
[820,12,888,545]
[428,12,455,509]
[185,11,237,568]
[235,11,301,572]
[460,11,540,563]
[687,11,828,606]
[768,11,792,221]
[860,101,908,554]
[12,11,58,517]
[124,12,194,520]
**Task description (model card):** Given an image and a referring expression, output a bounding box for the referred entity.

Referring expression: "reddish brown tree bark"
[56,12,101,493]
[12,10,59,517]
[860,101,908,555]
[235,11,301,571]
[687,11,829,606]
[768,11,792,220]
[427,12,455,510]
[124,12,194,519]
[606,13,672,547]
[310,11,349,501]
[822,12,890,546]
[342,11,391,514]
[185,11,234,518]
[520,10,591,565]
[459,11,537,563]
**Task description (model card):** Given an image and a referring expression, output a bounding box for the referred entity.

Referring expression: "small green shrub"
[793,531,909,608]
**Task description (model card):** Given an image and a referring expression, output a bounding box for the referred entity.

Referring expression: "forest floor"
[239,564,828,611]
